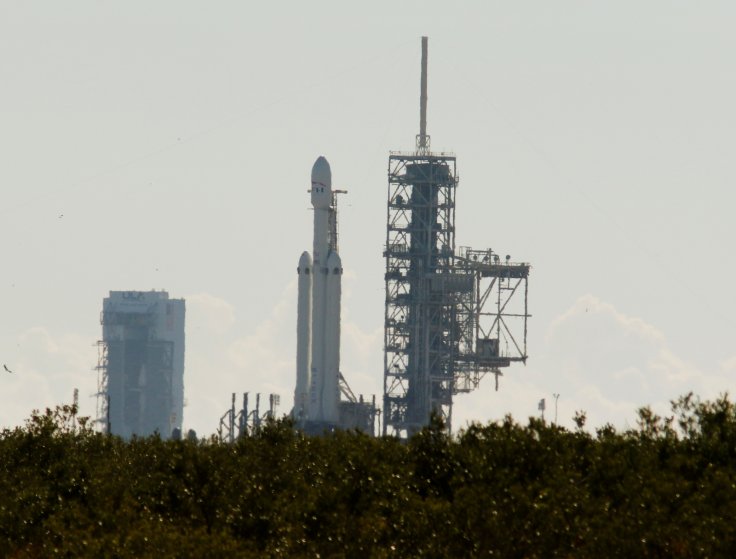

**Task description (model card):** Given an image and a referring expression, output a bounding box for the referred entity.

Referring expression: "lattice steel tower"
[382,37,530,437]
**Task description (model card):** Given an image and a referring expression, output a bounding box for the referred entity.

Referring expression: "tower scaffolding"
[382,37,530,438]
[383,151,460,436]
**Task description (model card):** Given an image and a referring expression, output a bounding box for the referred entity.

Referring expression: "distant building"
[96,290,185,438]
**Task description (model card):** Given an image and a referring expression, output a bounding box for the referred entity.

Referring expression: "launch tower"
[96,290,185,438]
[382,37,530,437]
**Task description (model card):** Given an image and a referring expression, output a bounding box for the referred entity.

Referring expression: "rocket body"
[320,250,342,421]
[294,251,312,418]
[294,156,342,425]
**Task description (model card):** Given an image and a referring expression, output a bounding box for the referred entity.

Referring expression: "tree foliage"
[2,394,736,557]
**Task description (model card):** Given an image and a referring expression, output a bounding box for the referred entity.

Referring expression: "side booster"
[294,156,342,426]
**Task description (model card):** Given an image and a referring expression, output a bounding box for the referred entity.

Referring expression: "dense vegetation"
[2,395,736,557]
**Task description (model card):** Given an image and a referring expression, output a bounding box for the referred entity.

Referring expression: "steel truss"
[95,341,109,431]
[383,154,530,438]
[383,153,458,437]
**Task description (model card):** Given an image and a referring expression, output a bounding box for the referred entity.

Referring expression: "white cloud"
[719,355,736,374]
[180,286,296,435]
[181,278,384,435]
[3,291,732,438]
[547,294,665,346]
[454,294,735,433]
[185,292,236,334]
[1,327,97,429]
[0,282,385,437]
[340,321,383,396]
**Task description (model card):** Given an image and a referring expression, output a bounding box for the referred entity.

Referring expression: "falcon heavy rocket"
[294,156,342,427]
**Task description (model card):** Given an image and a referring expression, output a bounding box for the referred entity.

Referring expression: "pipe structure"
[419,36,429,150]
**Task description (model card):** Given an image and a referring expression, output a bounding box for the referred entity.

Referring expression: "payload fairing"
[294,156,342,426]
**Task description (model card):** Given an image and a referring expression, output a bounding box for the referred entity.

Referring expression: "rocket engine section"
[294,156,342,428]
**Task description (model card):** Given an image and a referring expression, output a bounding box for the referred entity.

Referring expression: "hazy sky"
[1,2,735,435]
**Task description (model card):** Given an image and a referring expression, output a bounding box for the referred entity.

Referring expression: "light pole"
[553,393,560,425]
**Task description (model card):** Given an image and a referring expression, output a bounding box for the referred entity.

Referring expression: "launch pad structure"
[382,37,530,437]
[96,290,186,439]
[218,392,281,442]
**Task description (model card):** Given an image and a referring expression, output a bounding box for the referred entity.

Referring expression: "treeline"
[2,395,736,557]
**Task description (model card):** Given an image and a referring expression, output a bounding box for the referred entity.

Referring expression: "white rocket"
[294,156,342,425]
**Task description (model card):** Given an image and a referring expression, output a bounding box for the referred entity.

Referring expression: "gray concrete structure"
[97,290,185,438]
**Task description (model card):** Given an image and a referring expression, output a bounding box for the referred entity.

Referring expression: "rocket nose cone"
[311,156,332,189]
[299,251,312,268]
[326,251,342,271]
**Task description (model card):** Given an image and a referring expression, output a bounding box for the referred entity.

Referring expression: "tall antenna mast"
[383,35,531,438]
[417,36,430,154]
